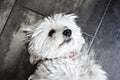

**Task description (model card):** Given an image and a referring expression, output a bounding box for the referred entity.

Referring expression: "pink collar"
[35,52,77,65]
[53,52,77,59]
[69,52,77,58]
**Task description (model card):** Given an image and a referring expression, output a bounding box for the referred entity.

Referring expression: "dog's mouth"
[59,38,72,46]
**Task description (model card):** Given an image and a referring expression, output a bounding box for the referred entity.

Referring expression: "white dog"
[24,13,107,80]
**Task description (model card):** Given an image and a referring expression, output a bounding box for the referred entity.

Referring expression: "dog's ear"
[22,26,34,40]
[22,26,34,34]
[22,27,33,33]
[22,20,42,41]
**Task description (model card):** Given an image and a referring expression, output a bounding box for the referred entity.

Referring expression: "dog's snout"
[63,29,72,37]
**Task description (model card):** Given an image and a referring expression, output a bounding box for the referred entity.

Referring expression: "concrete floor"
[0,0,120,80]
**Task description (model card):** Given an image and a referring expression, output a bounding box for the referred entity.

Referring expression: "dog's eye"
[48,29,56,37]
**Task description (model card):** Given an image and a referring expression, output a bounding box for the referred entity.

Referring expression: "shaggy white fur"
[24,13,107,80]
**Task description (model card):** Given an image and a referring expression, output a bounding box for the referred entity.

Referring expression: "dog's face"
[25,13,85,64]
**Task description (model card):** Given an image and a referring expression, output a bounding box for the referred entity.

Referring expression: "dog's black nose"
[63,29,72,37]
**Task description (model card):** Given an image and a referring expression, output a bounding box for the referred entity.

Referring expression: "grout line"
[0,0,17,36]
[82,32,93,38]
[19,5,46,17]
[86,0,112,55]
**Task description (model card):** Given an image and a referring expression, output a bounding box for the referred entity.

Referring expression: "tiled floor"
[90,0,120,80]
[0,0,120,80]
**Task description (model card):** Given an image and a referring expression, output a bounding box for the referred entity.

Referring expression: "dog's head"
[24,13,85,64]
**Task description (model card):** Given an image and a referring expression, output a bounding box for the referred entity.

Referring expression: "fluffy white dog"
[24,13,107,80]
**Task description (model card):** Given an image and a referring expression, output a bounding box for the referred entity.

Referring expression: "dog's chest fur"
[37,59,79,80]
[31,54,97,80]
[29,54,107,80]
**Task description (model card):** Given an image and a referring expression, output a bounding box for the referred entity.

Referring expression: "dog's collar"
[34,52,77,65]
[46,52,77,60]
[53,52,77,59]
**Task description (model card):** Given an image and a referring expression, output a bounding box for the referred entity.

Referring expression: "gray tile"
[0,0,15,34]
[89,0,120,80]
[0,5,43,80]
[54,0,84,13]
[17,0,55,16]
[76,0,109,36]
